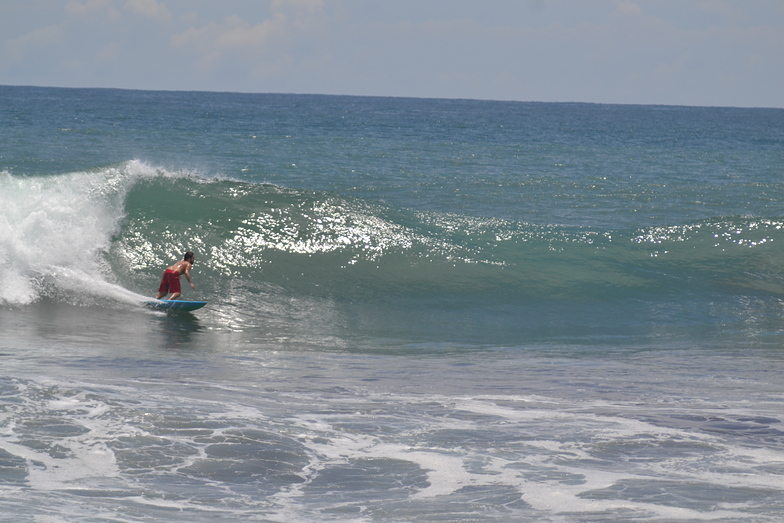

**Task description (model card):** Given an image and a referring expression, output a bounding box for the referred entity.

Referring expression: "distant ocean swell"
[2,160,783,309]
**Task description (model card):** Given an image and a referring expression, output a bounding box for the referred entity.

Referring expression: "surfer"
[155,251,197,300]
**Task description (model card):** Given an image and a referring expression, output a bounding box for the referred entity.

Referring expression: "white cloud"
[272,0,324,14]
[65,0,109,14]
[124,0,171,21]
[173,0,325,49]
[698,0,734,17]
[3,24,63,61]
[65,0,121,21]
[614,1,642,16]
[170,0,326,77]
[172,15,281,51]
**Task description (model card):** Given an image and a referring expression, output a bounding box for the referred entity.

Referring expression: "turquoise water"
[1,85,783,521]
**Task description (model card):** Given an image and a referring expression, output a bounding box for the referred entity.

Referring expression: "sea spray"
[0,163,159,306]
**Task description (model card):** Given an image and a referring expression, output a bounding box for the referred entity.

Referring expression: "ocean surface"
[1,85,783,522]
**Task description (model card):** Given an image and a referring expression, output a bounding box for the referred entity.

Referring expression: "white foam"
[0,389,122,490]
[274,388,782,520]
[0,162,173,307]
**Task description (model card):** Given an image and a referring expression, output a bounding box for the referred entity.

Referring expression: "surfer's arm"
[184,265,196,289]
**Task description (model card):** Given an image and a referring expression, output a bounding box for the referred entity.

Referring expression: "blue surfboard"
[145,299,207,312]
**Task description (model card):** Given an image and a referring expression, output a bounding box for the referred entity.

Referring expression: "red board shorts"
[158,269,181,295]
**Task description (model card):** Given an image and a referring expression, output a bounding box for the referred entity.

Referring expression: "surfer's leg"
[156,271,170,299]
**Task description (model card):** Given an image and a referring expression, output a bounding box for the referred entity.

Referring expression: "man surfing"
[155,251,197,300]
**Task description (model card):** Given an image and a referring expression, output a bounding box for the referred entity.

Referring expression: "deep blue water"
[1,85,783,522]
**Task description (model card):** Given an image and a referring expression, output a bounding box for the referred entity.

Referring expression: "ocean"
[1,85,783,522]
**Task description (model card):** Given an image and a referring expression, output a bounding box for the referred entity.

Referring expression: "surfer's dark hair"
[184,251,194,261]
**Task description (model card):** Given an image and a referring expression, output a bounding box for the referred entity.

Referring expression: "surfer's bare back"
[155,251,196,300]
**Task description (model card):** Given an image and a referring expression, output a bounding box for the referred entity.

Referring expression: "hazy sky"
[1,0,782,107]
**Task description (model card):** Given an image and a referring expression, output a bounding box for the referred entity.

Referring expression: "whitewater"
[0,85,783,522]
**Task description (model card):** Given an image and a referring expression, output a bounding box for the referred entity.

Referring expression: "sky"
[1,0,783,108]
